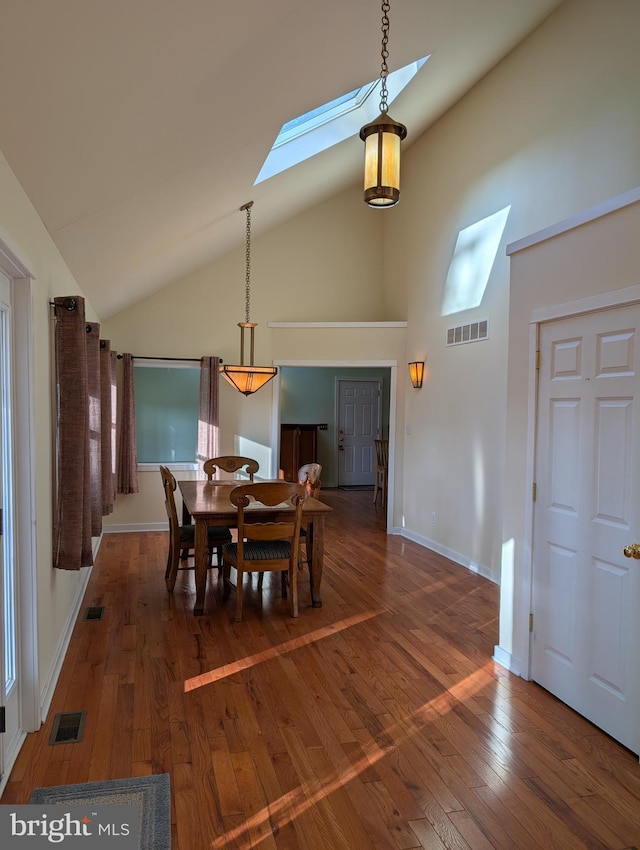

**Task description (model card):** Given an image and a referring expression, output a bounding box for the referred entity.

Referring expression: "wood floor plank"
[2,489,639,849]
[406,816,450,850]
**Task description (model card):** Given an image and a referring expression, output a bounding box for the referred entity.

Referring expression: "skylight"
[254,56,429,184]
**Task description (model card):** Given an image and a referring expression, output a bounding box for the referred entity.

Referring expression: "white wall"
[387,0,640,580]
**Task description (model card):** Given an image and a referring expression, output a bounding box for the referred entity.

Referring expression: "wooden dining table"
[178,479,333,615]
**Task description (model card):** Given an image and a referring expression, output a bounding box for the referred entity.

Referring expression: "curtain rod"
[116,355,223,363]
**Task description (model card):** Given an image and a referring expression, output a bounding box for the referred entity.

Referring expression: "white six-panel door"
[532,304,640,754]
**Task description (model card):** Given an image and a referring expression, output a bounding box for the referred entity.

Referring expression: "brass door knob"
[623,543,640,559]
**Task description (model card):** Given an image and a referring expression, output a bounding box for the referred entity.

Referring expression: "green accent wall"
[279,366,391,487]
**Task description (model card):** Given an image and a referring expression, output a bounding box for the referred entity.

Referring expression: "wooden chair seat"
[223,540,292,561]
[178,524,233,548]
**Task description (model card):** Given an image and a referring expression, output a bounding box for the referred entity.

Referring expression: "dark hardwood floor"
[3,489,639,849]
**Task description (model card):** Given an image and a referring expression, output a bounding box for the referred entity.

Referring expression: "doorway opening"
[272,361,396,525]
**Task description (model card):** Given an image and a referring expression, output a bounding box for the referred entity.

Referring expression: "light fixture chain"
[244,202,251,323]
[379,0,390,113]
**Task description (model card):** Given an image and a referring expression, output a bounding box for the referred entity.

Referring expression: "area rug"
[29,773,170,849]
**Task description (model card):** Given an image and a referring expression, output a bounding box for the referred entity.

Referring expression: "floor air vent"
[49,711,87,745]
[446,318,489,346]
[84,605,105,621]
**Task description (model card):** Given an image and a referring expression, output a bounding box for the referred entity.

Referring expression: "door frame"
[0,239,38,791]
[521,282,640,680]
[271,359,397,529]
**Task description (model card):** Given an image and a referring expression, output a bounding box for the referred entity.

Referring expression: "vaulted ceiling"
[0,0,561,317]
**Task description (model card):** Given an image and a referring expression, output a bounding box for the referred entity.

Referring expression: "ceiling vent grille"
[446,318,489,347]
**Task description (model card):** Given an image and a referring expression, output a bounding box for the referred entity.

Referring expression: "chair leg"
[222,560,232,602]
[289,564,298,618]
[373,472,379,504]
[235,569,244,622]
[164,547,173,584]
[165,537,180,592]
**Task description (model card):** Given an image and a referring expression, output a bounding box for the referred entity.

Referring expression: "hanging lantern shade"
[360,112,407,207]
[360,0,407,208]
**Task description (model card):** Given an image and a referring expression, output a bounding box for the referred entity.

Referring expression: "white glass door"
[0,269,18,781]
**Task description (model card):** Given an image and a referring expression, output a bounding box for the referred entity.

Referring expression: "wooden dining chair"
[160,465,232,592]
[221,481,307,622]
[203,455,259,483]
[373,438,389,508]
[298,462,322,497]
[297,463,322,571]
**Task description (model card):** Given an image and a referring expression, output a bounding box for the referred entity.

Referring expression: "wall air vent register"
[446,319,489,346]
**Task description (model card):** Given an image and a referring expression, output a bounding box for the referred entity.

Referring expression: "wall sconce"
[408,361,424,388]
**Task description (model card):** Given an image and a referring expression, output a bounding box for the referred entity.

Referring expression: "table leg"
[309,516,324,607]
[194,518,209,615]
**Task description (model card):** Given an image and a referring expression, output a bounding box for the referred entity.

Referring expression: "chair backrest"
[298,462,322,498]
[159,465,179,537]
[229,481,307,553]
[374,439,389,469]
[203,455,259,483]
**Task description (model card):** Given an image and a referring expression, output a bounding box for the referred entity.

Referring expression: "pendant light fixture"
[219,201,277,396]
[359,0,407,208]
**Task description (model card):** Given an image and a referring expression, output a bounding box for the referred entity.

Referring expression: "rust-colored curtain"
[197,356,220,467]
[53,296,93,569]
[100,340,117,515]
[117,353,139,494]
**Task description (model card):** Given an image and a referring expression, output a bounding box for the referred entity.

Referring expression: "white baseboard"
[493,644,525,678]
[39,532,105,720]
[396,527,500,585]
[102,522,167,533]
[39,565,93,723]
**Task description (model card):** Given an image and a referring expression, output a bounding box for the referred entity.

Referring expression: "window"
[255,56,429,184]
[134,362,200,466]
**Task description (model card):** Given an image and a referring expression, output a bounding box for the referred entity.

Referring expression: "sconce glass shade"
[408,361,424,388]
[219,322,277,396]
[360,111,407,207]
